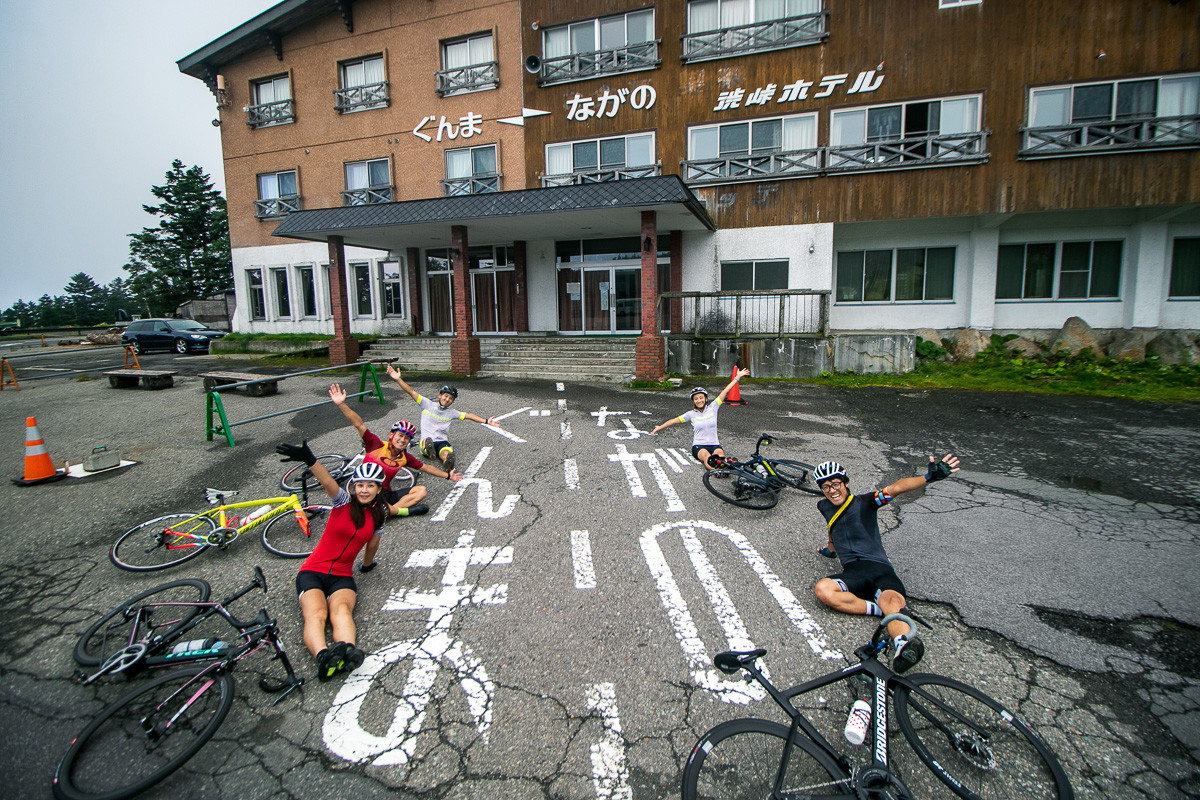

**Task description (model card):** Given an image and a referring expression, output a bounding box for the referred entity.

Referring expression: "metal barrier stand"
[206,362,385,447]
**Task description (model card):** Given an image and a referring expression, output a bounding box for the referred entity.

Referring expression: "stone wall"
[665,333,915,377]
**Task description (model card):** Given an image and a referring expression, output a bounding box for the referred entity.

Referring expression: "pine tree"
[64,273,106,326]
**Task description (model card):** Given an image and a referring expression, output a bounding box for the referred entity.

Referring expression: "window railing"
[441,174,502,196]
[539,41,660,86]
[253,196,301,219]
[340,186,393,205]
[1018,114,1200,158]
[683,148,821,183]
[681,11,828,62]
[825,131,989,172]
[435,62,499,95]
[333,81,389,112]
[245,99,295,127]
[539,163,661,187]
[657,290,830,337]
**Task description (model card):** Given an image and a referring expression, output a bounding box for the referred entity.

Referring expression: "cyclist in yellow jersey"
[387,364,499,472]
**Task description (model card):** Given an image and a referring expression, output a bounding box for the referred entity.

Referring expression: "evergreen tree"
[125,160,232,315]
[64,272,106,326]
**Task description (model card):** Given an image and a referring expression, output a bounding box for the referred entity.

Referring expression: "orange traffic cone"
[13,416,67,486]
[726,366,746,405]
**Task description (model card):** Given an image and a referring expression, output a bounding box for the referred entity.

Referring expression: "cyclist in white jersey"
[387,365,499,471]
[650,367,749,469]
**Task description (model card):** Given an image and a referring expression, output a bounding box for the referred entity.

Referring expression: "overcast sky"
[0,0,279,310]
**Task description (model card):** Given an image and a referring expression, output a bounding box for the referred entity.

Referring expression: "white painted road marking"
[561,421,572,440]
[432,447,521,521]
[564,458,580,491]
[608,443,685,512]
[586,683,632,800]
[571,529,596,589]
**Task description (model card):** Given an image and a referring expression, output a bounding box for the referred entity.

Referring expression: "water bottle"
[844,700,872,746]
[245,504,272,522]
[169,638,226,656]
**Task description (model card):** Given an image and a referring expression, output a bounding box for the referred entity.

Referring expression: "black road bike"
[682,613,1073,800]
[54,568,303,800]
[704,435,824,510]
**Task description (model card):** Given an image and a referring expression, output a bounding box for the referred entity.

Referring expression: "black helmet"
[439,385,459,399]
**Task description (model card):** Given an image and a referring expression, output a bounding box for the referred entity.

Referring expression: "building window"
[939,0,981,7]
[381,261,404,316]
[540,10,657,85]
[836,248,956,303]
[271,268,291,318]
[829,95,985,171]
[683,0,825,63]
[246,269,266,319]
[543,134,657,186]
[1170,238,1200,298]
[342,159,392,205]
[720,260,789,291]
[1022,74,1200,157]
[254,171,299,219]
[443,145,500,195]
[247,75,294,127]
[297,266,317,317]
[437,34,497,96]
[335,55,388,112]
[351,263,372,316]
[685,113,817,183]
[996,241,1122,300]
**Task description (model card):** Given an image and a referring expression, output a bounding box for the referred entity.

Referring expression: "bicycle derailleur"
[852,764,915,800]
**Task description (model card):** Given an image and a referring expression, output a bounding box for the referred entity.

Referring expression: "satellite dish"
[524,55,542,74]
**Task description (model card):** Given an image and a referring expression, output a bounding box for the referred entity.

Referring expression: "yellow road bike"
[110,487,330,571]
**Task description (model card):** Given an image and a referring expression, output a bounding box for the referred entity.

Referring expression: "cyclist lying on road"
[276,442,435,681]
[650,367,749,470]
[810,454,960,673]
[387,364,499,472]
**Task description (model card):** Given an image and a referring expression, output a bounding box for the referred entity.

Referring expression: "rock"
[947,328,988,361]
[1050,317,1100,357]
[913,328,943,346]
[1106,330,1147,361]
[1006,337,1042,358]
[1146,330,1200,365]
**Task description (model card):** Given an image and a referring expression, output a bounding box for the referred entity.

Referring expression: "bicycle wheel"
[52,666,234,800]
[73,579,212,667]
[110,513,216,572]
[894,674,1073,800]
[681,717,848,800]
[279,454,348,493]
[703,468,779,510]
[261,504,332,558]
[766,458,824,496]
[390,466,415,492]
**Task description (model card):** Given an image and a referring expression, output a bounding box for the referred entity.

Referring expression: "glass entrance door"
[581,266,641,333]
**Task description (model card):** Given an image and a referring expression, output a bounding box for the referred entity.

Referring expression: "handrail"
[435,62,499,96]
[658,289,830,338]
[681,11,827,62]
[1018,114,1200,158]
[538,40,660,85]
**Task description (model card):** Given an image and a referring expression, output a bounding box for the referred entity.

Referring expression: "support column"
[326,235,360,365]
[513,240,530,333]
[965,225,1000,332]
[670,230,683,333]
[406,246,424,334]
[635,210,665,381]
[1126,221,1169,329]
[449,225,481,375]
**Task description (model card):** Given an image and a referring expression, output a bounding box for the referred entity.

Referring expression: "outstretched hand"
[386,364,401,381]
[447,469,464,482]
[925,453,960,482]
[328,383,347,405]
[276,440,317,466]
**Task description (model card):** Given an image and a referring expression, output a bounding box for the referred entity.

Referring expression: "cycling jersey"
[678,399,723,448]
[816,490,893,566]
[414,394,467,442]
[299,489,386,577]
[361,431,424,490]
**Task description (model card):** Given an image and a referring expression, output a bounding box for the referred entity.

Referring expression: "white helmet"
[812,461,847,485]
[352,462,386,484]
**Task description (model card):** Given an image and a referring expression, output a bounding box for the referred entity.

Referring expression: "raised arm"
[650,416,682,435]
[386,365,421,404]
[329,383,368,437]
[276,441,340,500]
[883,453,961,498]
[715,367,750,404]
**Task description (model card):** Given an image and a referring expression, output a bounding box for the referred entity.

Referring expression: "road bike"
[111,485,330,571]
[279,446,415,494]
[54,568,303,800]
[703,434,824,510]
[681,613,1073,800]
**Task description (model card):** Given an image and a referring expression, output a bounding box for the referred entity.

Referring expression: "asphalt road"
[1,346,1197,799]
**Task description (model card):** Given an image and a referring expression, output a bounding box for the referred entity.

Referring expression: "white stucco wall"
[680,224,834,292]
[523,239,558,332]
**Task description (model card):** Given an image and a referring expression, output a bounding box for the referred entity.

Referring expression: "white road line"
[561,421,572,440]
[585,683,631,799]
[570,529,596,589]
[669,448,694,467]
[556,382,564,391]
[558,399,567,411]
[431,447,521,521]
[655,448,684,473]
[495,407,532,421]
[564,458,580,490]
[485,424,526,444]
[608,444,685,512]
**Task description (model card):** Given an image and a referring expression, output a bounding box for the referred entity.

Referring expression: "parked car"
[121,318,226,354]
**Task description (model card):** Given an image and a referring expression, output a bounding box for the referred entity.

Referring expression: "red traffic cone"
[726,366,746,405]
[13,416,67,486]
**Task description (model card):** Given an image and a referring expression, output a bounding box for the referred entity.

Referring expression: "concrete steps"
[360,335,637,382]
[360,337,451,371]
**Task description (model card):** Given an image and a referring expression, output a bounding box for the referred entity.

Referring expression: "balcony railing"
[435,62,499,96]
[540,163,661,187]
[333,81,389,112]
[340,186,394,205]
[825,131,989,172]
[681,11,828,63]
[683,148,821,183]
[253,196,301,219]
[441,174,502,196]
[245,99,295,127]
[1018,114,1200,159]
[657,290,830,337]
[538,41,660,86]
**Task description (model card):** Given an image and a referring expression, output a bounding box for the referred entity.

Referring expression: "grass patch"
[629,379,676,390]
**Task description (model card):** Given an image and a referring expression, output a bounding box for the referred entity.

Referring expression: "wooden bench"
[104,369,178,390]
[200,371,281,397]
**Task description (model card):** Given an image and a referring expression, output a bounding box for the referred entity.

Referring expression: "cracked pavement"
[1,357,1197,798]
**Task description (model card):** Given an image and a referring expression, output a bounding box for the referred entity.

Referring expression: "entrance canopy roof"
[270,176,716,252]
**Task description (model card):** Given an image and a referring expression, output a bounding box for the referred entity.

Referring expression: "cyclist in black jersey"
[811,453,960,673]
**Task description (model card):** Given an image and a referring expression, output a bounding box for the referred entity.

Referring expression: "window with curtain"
[836,248,956,303]
[687,0,820,32]
[248,75,293,127]
[381,261,404,316]
[254,170,298,218]
[343,159,392,204]
[337,55,387,112]
[831,96,981,146]
[1169,238,1200,298]
[686,114,817,180]
[543,134,656,184]
[444,145,499,194]
[1026,74,1200,149]
[439,34,496,95]
[997,241,1122,300]
[540,10,656,83]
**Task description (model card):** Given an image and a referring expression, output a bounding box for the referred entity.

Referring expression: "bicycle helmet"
[390,420,417,437]
[690,387,709,398]
[351,462,386,484]
[812,460,847,485]
[439,385,459,399]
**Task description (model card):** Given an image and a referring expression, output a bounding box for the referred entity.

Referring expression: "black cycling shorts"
[692,444,721,464]
[827,559,906,601]
[296,570,357,599]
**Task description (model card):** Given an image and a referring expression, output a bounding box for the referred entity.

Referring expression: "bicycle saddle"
[205,488,239,504]
[714,649,767,674]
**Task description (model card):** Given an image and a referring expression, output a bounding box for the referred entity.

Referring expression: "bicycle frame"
[163,495,310,553]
